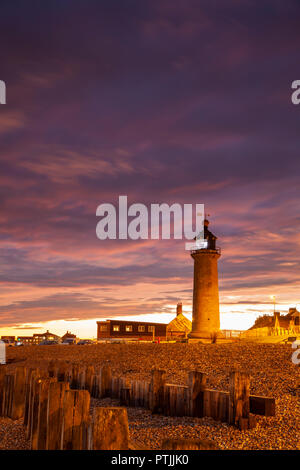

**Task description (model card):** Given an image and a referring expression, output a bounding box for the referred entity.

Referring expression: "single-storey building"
[97,319,167,341]
[97,303,192,341]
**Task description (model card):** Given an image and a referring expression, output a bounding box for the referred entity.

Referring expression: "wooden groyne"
[0,362,275,449]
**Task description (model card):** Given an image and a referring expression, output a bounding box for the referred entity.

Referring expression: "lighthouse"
[189,218,221,339]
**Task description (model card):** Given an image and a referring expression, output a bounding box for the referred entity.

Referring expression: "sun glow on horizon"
[0,301,297,339]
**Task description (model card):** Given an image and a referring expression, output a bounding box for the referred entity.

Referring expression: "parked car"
[15,341,24,346]
[1,339,14,347]
[39,340,59,345]
[59,339,76,345]
[77,339,93,345]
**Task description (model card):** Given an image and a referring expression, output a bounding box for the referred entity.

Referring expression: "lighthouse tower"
[189,219,221,339]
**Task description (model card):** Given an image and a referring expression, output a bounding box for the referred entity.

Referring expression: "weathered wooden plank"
[164,384,178,416]
[0,366,7,417]
[11,366,26,420]
[150,369,166,414]
[188,371,207,417]
[78,367,86,390]
[24,368,34,426]
[57,362,69,382]
[2,374,14,417]
[120,385,131,406]
[34,378,57,450]
[30,377,44,446]
[70,364,79,389]
[131,380,136,406]
[100,364,112,398]
[85,365,95,393]
[26,369,47,440]
[46,381,70,450]
[61,390,90,450]
[229,371,250,428]
[48,360,56,378]
[249,395,275,417]
[111,376,119,399]
[176,386,186,417]
[91,407,129,450]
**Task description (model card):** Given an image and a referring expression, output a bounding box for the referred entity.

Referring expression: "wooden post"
[92,368,100,398]
[150,369,166,414]
[57,362,68,382]
[110,376,115,398]
[70,364,80,389]
[162,438,219,450]
[61,390,90,450]
[164,384,171,416]
[176,385,187,417]
[48,360,56,378]
[30,377,44,445]
[140,380,145,407]
[26,370,37,438]
[26,369,47,440]
[2,374,14,417]
[120,385,131,406]
[33,378,57,450]
[144,381,150,409]
[46,381,70,450]
[83,420,93,450]
[0,366,7,416]
[11,366,26,420]
[91,374,97,398]
[188,370,207,417]
[91,407,129,450]
[85,365,95,394]
[24,368,34,426]
[137,380,143,407]
[30,376,51,447]
[100,364,112,398]
[229,371,250,428]
[131,379,137,407]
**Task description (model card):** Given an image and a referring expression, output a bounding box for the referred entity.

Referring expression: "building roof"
[62,331,76,338]
[249,312,296,330]
[33,330,60,338]
[167,313,192,332]
[97,319,167,326]
[288,308,300,318]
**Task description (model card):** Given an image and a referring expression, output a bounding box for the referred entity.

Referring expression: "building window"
[148,325,155,332]
[125,325,132,332]
[138,325,145,332]
[113,325,120,332]
[99,325,107,331]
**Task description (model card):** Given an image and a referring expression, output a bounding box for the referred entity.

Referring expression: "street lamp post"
[270,295,276,314]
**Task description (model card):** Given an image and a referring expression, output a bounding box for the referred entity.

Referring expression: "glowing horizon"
[1,301,298,339]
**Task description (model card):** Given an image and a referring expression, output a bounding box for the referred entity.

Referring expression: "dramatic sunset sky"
[0,1,300,338]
